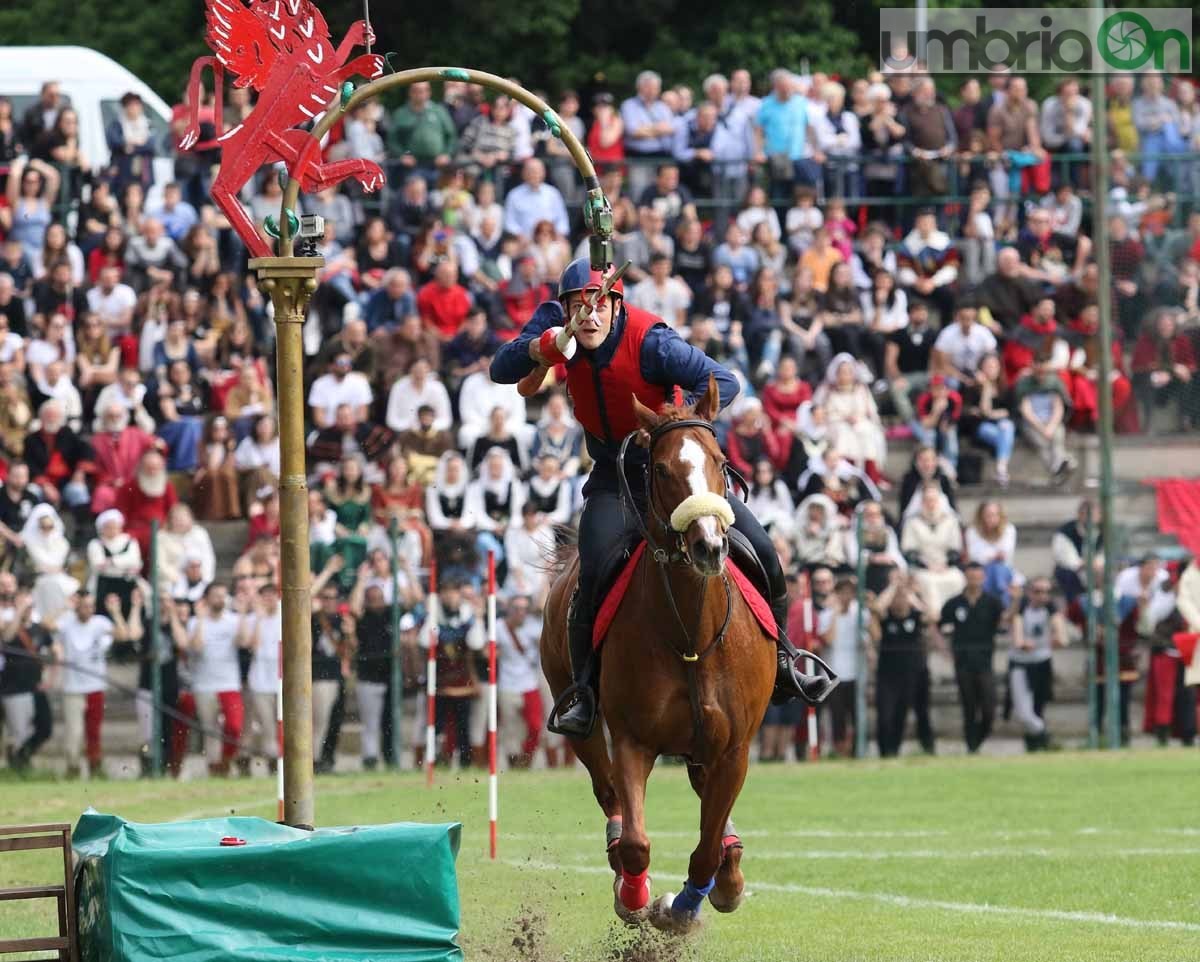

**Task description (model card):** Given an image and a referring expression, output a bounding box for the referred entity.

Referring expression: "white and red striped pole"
[486,551,498,860]
[801,573,819,762]
[425,558,438,788]
[276,634,284,821]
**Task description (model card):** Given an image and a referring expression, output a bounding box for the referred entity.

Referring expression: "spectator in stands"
[105,91,156,196]
[388,82,457,184]
[967,500,1019,606]
[174,582,250,777]
[347,577,393,772]
[747,458,795,538]
[816,261,866,360]
[900,78,957,198]
[818,576,866,757]
[524,453,572,526]
[815,355,886,486]
[628,252,691,328]
[1039,79,1092,186]
[898,445,957,520]
[1131,308,1198,433]
[22,400,89,511]
[531,392,583,479]
[792,493,846,569]
[503,158,569,241]
[871,571,929,758]
[89,403,157,514]
[5,157,60,258]
[1133,73,1183,184]
[116,448,178,562]
[241,582,281,773]
[308,352,373,430]
[896,209,958,323]
[1009,577,1067,751]
[1015,353,1076,483]
[976,248,1043,334]
[958,353,1016,486]
[496,595,543,767]
[86,509,142,617]
[902,482,965,617]
[53,591,115,778]
[364,269,415,334]
[0,463,40,568]
[310,575,350,773]
[758,69,821,203]
[192,417,241,522]
[417,259,472,343]
[1052,501,1099,602]
[844,500,906,593]
[505,502,554,605]
[455,94,516,180]
[421,575,483,768]
[20,503,78,623]
[912,375,962,471]
[932,302,997,391]
[621,70,676,202]
[986,76,1049,229]
[726,398,787,479]
[939,563,1004,754]
[0,590,56,772]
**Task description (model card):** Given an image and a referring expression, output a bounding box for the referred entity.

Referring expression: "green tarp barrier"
[73,813,463,962]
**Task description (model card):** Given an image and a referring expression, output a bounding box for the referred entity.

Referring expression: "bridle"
[616,419,747,568]
[616,418,749,760]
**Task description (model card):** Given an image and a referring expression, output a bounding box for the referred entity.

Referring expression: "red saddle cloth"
[591,541,777,649]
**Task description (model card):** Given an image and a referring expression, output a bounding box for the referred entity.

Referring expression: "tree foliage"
[1,0,869,104]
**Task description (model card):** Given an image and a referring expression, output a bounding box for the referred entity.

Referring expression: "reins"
[616,419,742,761]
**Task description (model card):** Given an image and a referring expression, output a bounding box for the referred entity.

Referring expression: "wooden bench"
[0,824,78,962]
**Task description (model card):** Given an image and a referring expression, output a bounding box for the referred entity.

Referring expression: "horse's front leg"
[611,736,655,924]
[652,746,750,932]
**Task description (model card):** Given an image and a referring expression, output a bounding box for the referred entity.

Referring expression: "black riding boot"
[771,596,839,706]
[548,613,600,738]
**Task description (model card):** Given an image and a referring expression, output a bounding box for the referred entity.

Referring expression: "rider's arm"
[488,301,564,384]
[641,324,740,413]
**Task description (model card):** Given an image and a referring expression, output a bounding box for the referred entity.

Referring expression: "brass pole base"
[252,255,323,828]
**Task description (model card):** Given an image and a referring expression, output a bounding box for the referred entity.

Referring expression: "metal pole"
[1083,504,1099,749]
[250,256,322,829]
[388,520,404,769]
[149,519,162,777]
[800,572,819,761]
[486,551,498,859]
[1089,0,1122,751]
[425,558,438,787]
[854,507,869,759]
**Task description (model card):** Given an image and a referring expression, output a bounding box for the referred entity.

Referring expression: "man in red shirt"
[499,254,551,340]
[115,449,178,565]
[417,259,472,341]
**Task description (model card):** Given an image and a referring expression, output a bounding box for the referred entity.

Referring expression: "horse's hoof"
[708,889,743,913]
[613,876,650,926]
[648,893,703,935]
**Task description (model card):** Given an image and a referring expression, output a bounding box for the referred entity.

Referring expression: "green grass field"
[2,750,1199,962]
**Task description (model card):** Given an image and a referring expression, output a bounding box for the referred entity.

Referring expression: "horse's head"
[633,374,732,578]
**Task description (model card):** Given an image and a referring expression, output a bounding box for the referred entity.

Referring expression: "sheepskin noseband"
[669,492,735,533]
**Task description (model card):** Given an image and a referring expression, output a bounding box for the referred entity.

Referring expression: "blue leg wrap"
[672,877,716,917]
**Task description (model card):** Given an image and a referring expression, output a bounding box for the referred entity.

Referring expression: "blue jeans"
[976,418,1015,463]
[983,560,1014,609]
[911,422,959,467]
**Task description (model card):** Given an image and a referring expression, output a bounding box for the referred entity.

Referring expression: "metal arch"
[278,65,605,255]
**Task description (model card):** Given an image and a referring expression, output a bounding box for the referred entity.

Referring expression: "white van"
[0,45,176,203]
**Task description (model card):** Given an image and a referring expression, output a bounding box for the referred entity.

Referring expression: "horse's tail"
[538,524,579,575]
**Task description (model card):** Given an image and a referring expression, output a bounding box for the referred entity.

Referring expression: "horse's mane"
[653,399,702,424]
[539,524,579,575]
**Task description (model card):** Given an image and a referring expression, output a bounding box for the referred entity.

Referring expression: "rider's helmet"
[557,257,624,304]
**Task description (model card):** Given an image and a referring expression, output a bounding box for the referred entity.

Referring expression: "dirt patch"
[600,923,695,962]
[469,908,696,962]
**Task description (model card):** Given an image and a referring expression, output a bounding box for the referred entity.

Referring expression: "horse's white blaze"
[677,437,722,540]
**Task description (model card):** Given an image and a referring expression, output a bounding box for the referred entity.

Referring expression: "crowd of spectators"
[1,62,1200,774]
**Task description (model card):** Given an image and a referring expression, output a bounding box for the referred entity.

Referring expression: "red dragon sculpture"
[179,0,386,257]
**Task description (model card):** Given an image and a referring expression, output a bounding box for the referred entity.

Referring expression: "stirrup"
[547,683,598,738]
[776,647,839,706]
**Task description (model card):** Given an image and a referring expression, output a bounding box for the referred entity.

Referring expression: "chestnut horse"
[540,375,776,932]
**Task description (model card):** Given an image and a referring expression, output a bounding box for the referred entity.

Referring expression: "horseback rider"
[490,257,831,737]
